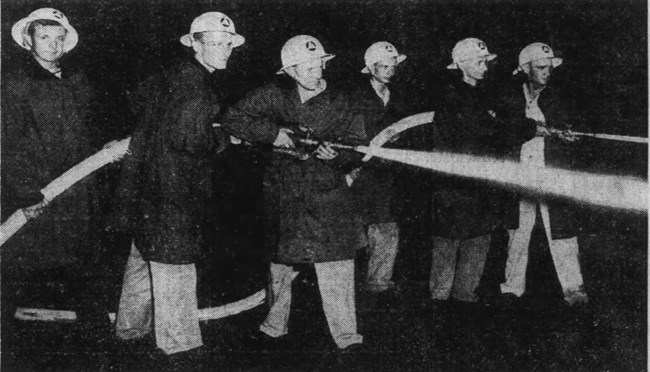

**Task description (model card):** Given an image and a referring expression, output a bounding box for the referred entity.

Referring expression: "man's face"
[525,58,554,88]
[30,25,67,63]
[288,59,324,91]
[458,57,488,85]
[193,31,234,71]
[369,57,398,84]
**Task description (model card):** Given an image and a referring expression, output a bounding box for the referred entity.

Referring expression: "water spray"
[356,146,647,213]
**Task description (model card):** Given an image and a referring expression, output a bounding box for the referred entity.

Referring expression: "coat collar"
[275,76,333,106]
[22,54,77,81]
[448,78,487,102]
[347,76,389,104]
[512,78,561,106]
[186,56,215,79]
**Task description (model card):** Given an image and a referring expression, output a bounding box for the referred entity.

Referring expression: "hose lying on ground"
[14,288,266,323]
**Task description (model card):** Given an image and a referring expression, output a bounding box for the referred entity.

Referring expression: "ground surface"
[1,211,646,372]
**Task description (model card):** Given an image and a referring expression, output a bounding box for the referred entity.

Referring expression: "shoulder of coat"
[241,80,283,102]
[2,67,32,97]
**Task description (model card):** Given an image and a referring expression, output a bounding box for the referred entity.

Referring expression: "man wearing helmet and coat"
[498,42,589,306]
[428,38,537,306]
[344,41,409,294]
[2,7,107,329]
[112,12,242,356]
[223,35,366,356]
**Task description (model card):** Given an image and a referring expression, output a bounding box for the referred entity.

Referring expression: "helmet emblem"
[542,45,551,53]
[52,10,63,19]
[220,17,231,27]
[385,44,394,53]
[478,41,486,50]
[306,40,317,51]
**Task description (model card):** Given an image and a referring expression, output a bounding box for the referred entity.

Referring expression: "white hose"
[15,289,267,323]
[0,138,131,247]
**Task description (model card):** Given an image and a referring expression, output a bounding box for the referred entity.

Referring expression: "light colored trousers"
[260,260,363,349]
[116,243,203,355]
[365,222,399,292]
[500,199,585,298]
[429,235,490,302]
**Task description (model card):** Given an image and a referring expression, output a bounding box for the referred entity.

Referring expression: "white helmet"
[513,42,563,75]
[361,41,407,73]
[12,8,79,53]
[180,12,245,48]
[446,37,496,70]
[276,35,335,75]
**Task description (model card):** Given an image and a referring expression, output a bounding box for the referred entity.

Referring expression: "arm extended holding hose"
[222,85,366,166]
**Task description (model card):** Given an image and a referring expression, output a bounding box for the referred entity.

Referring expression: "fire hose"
[267,112,647,212]
[0,138,132,247]
[3,116,646,245]
[564,130,648,144]
[2,136,267,323]
[4,113,647,323]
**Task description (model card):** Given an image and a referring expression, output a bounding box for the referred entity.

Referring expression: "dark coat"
[497,81,586,239]
[431,80,536,240]
[1,57,100,273]
[345,78,408,224]
[114,58,228,264]
[223,78,367,264]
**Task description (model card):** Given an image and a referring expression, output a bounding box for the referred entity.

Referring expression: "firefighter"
[429,38,536,305]
[223,35,366,364]
[499,42,588,306]
[113,11,243,358]
[347,41,408,294]
[3,6,108,338]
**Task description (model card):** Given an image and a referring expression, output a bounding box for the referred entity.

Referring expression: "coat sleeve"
[491,112,538,149]
[222,87,280,144]
[542,89,582,132]
[64,70,101,150]
[327,98,367,172]
[1,87,50,208]
[484,89,538,149]
[435,91,477,147]
[543,91,590,170]
[163,97,217,156]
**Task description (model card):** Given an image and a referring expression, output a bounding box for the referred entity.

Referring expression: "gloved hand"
[555,129,578,142]
[536,123,551,137]
[274,128,295,148]
[345,167,362,187]
[23,199,49,220]
[314,142,338,160]
[547,127,578,142]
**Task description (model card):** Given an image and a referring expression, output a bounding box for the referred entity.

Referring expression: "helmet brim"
[276,54,335,75]
[361,54,407,74]
[512,56,563,75]
[180,32,245,48]
[447,53,496,69]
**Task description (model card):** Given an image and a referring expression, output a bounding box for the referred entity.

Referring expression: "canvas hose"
[4,113,647,322]
[284,111,647,212]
